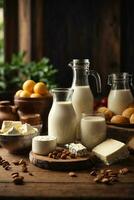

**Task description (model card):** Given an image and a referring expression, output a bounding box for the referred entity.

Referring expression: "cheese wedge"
[92,138,129,165]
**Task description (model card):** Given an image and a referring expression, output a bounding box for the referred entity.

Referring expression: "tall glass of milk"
[69,59,101,140]
[108,73,134,114]
[48,88,77,145]
[80,113,106,149]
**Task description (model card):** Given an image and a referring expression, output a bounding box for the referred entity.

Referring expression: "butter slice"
[1,121,22,132]
[92,139,129,165]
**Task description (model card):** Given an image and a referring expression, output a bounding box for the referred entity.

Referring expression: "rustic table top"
[0,147,134,200]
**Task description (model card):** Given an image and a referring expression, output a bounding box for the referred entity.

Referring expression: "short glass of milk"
[80,113,106,149]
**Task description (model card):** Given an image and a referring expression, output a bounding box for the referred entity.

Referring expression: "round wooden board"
[29,151,95,171]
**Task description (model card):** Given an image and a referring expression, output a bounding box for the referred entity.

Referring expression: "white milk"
[108,89,134,114]
[72,86,93,119]
[80,116,106,149]
[48,101,77,145]
[72,86,93,140]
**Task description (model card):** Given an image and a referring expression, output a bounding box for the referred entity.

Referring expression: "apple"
[100,97,108,107]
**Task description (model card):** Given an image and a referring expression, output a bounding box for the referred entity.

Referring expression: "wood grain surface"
[0,148,134,200]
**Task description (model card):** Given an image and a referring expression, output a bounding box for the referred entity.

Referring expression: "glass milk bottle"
[48,88,77,145]
[108,73,134,114]
[69,59,101,139]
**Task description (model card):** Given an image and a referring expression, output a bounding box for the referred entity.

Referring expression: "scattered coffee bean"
[61,153,67,159]
[48,152,53,158]
[93,177,101,183]
[101,177,110,184]
[90,170,97,176]
[12,173,19,179]
[19,159,26,165]
[13,176,24,185]
[22,165,28,173]
[2,162,9,168]
[119,168,129,175]
[4,165,11,170]
[12,160,20,165]
[69,172,77,177]
[0,158,11,171]
[109,176,118,183]
[0,156,2,160]
[29,172,33,176]
[105,169,112,173]
[11,172,19,176]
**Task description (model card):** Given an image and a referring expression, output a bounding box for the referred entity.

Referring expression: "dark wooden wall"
[4,0,134,95]
[41,0,120,96]
[121,0,134,73]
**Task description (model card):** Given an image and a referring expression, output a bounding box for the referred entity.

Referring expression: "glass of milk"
[80,113,106,149]
[48,88,77,145]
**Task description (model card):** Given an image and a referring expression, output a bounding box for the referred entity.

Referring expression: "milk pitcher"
[108,73,134,114]
[69,59,101,139]
[48,88,77,145]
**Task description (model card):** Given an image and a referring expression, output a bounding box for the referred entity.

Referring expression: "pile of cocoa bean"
[90,167,130,184]
[0,156,11,170]
[48,148,76,159]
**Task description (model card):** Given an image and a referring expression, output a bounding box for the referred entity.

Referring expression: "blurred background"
[0,0,134,96]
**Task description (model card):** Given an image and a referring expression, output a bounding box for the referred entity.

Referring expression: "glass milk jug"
[48,88,77,145]
[69,59,101,140]
[108,73,134,114]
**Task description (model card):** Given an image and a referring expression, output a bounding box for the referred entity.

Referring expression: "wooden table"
[0,148,134,200]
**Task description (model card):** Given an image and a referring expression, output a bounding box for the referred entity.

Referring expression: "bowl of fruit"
[14,80,53,132]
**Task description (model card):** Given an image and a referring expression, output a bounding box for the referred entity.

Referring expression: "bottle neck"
[72,67,89,87]
[52,88,73,102]
[111,80,131,90]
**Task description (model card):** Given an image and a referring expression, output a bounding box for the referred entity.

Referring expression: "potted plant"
[0,52,58,101]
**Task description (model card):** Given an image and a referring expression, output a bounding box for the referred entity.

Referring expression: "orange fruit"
[15,90,23,97]
[33,82,48,95]
[19,90,31,98]
[22,80,36,93]
[30,93,43,98]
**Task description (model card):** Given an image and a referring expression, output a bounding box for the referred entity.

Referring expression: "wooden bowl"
[14,94,53,132]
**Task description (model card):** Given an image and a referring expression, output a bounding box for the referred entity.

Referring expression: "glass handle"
[89,70,101,93]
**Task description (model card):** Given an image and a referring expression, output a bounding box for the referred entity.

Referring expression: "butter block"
[92,138,129,165]
[68,143,89,157]
[32,136,57,155]
[1,121,22,132]
[18,123,38,135]
[3,127,20,135]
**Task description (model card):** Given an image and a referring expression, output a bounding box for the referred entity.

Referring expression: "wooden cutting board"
[29,151,95,171]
